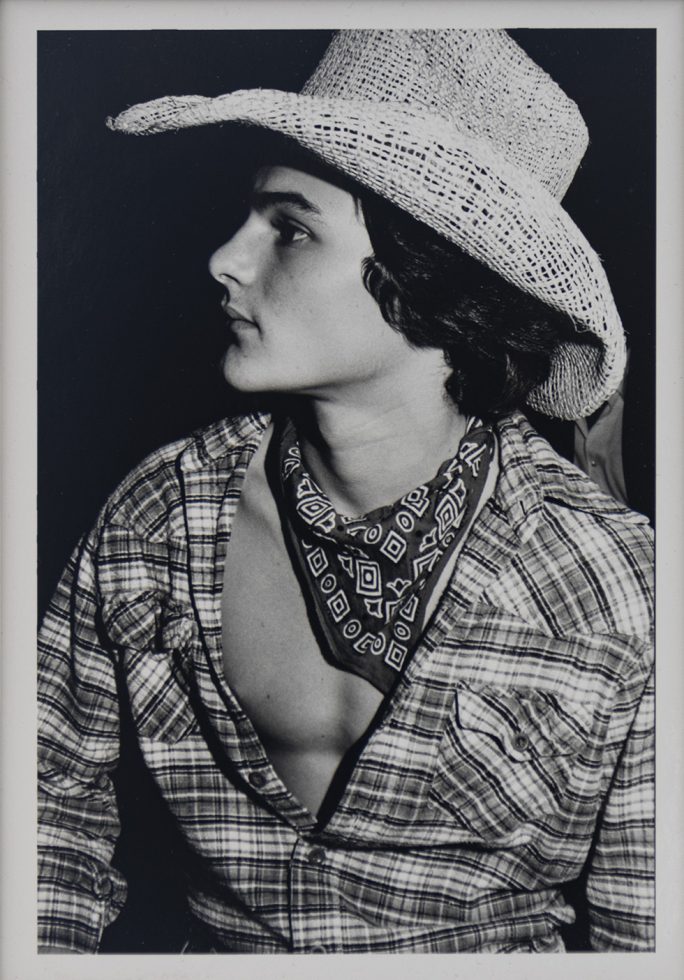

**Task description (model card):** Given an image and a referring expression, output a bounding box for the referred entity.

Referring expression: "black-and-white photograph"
[35,23,658,957]
[0,1,677,971]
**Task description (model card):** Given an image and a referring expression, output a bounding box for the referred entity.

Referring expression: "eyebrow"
[250,190,322,217]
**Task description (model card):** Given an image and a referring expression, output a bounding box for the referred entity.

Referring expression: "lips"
[221,297,255,324]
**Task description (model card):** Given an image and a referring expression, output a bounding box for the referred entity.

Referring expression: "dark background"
[38,30,656,952]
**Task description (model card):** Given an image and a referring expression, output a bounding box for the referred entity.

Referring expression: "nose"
[208,217,258,288]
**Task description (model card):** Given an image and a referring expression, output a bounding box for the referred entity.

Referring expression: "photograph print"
[37,27,655,954]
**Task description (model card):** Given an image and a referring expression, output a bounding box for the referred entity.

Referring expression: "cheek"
[262,260,349,327]
[304,255,375,325]
[261,263,320,316]
[259,250,389,358]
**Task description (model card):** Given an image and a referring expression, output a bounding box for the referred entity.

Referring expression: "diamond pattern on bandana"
[401,486,431,517]
[356,559,382,597]
[327,590,350,623]
[380,528,408,563]
[276,417,495,693]
[385,640,408,671]
[306,546,329,577]
[298,497,329,521]
[435,487,466,537]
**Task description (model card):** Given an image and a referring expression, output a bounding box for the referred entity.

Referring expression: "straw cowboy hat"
[107,29,626,420]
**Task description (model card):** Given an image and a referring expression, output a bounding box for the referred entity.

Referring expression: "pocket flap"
[102,591,197,654]
[455,685,589,760]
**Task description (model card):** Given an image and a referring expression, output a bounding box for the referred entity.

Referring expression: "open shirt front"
[37,411,654,953]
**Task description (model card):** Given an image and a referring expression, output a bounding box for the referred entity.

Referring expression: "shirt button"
[247,770,267,789]
[307,845,327,865]
[92,875,113,900]
[310,944,328,953]
[512,733,530,752]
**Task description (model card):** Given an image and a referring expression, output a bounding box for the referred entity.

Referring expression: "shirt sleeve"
[38,529,127,953]
[586,652,654,951]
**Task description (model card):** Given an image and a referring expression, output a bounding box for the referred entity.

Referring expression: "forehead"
[252,165,362,222]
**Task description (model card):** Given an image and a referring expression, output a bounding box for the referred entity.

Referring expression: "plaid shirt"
[38,411,654,954]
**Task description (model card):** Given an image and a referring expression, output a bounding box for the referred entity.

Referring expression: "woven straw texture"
[107,30,626,419]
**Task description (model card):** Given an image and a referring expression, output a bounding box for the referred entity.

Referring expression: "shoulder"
[489,415,653,641]
[95,413,270,540]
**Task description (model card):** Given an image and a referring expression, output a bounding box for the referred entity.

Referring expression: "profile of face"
[209,166,443,402]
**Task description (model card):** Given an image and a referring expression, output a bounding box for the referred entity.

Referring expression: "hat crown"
[302,29,588,200]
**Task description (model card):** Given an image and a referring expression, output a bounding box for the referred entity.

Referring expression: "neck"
[287,379,468,518]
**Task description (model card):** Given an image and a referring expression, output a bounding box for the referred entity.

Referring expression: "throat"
[292,402,469,518]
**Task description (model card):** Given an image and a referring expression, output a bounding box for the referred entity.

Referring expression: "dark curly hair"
[357,191,593,418]
[250,133,595,419]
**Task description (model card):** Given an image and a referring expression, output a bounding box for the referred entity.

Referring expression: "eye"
[272,216,310,246]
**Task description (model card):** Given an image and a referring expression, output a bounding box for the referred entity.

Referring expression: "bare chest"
[219,428,497,814]
[220,441,384,799]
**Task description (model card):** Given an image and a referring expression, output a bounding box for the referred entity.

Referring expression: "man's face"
[209,165,430,400]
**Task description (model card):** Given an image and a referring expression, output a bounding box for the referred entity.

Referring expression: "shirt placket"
[179,439,317,835]
[287,838,344,953]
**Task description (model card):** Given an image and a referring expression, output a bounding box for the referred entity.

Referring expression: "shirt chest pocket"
[122,646,201,743]
[428,684,592,843]
[103,591,202,744]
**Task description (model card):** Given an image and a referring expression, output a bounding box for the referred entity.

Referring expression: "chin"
[221,348,264,392]
[221,347,345,397]
[222,349,293,395]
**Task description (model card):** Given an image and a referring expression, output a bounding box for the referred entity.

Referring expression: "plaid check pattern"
[38,412,654,953]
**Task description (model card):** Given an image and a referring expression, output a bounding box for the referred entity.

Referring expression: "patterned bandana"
[273,417,495,694]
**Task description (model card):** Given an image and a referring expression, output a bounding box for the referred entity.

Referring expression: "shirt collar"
[499,410,648,526]
[492,412,545,545]
[176,407,645,526]
[178,411,271,472]
[176,409,545,541]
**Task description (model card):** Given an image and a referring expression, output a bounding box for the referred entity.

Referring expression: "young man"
[38,29,654,954]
